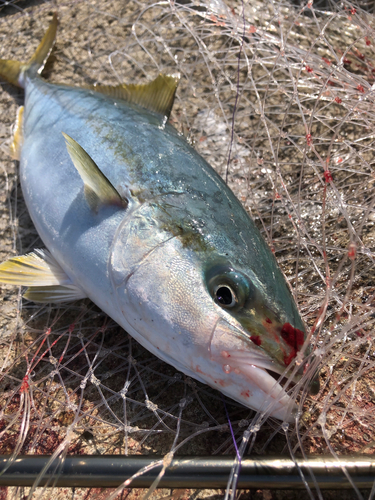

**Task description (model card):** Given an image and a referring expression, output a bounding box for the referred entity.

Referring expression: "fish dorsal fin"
[0,249,70,286]
[62,133,127,212]
[0,249,88,303]
[91,73,180,119]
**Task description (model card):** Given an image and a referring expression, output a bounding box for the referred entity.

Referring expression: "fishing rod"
[0,455,374,489]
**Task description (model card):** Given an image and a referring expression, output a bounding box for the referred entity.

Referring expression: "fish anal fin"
[62,132,127,211]
[0,249,70,286]
[92,73,180,119]
[10,106,24,160]
[24,284,87,303]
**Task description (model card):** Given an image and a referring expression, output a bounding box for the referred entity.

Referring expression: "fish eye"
[206,264,251,310]
[214,284,237,308]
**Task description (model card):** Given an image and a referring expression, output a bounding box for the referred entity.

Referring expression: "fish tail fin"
[0,12,58,88]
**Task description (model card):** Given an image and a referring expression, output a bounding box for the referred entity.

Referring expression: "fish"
[0,13,317,422]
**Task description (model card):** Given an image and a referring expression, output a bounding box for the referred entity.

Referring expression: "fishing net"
[0,0,374,498]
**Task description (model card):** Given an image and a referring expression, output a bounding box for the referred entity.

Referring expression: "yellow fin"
[0,249,70,286]
[10,106,24,160]
[28,12,58,73]
[0,12,58,88]
[92,73,180,119]
[0,60,23,88]
[62,132,127,211]
[24,285,87,303]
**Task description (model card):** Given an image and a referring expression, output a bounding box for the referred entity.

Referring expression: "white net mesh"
[0,0,374,498]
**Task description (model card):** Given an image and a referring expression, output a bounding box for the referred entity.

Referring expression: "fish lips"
[209,318,304,422]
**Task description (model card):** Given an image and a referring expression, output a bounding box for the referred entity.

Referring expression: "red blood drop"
[265,318,272,324]
[281,323,304,348]
[281,323,305,365]
[284,352,295,366]
[250,335,262,346]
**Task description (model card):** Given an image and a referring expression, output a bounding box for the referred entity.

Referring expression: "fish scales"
[0,13,318,422]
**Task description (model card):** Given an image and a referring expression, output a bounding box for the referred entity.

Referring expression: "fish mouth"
[209,318,302,422]
[221,349,299,421]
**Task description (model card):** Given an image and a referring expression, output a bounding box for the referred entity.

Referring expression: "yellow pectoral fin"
[10,106,24,160]
[62,132,128,211]
[91,73,180,119]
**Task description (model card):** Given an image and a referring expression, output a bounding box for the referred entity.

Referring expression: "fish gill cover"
[0,0,374,499]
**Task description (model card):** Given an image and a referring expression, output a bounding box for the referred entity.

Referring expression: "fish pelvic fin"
[24,285,87,303]
[62,132,128,212]
[0,249,88,303]
[0,12,58,88]
[91,73,180,119]
[0,249,71,286]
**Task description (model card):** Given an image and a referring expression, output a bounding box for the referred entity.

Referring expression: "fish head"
[205,260,306,368]
[202,258,312,421]
[109,201,315,422]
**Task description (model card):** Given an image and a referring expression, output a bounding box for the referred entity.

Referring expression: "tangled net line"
[0,0,374,498]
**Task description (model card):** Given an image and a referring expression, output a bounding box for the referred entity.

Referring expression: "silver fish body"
[0,14,312,421]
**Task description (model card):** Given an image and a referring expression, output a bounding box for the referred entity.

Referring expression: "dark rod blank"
[1,455,374,489]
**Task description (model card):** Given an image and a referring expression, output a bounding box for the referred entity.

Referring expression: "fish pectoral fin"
[24,284,87,303]
[62,132,128,212]
[91,73,180,119]
[0,249,71,286]
[10,106,24,160]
